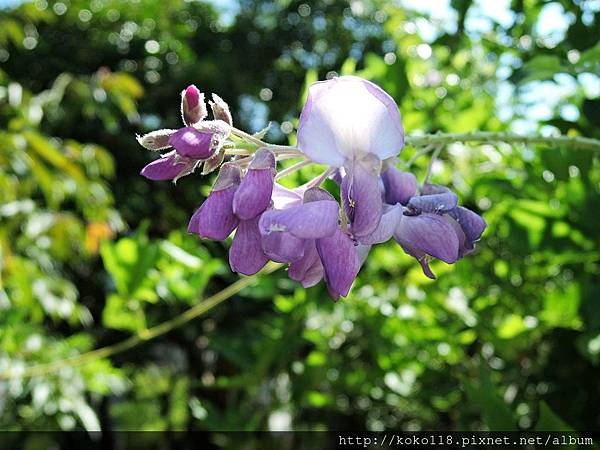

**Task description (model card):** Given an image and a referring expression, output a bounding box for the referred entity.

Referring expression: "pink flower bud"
[181,84,207,125]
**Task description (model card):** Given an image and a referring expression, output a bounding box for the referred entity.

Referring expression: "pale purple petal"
[357,203,402,245]
[272,183,303,209]
[443,215,469,258]
[399,242,437,280]
[169,127,213,159]
[382,167,417,205]
[330,168,344,186]
[187,186,239,240]
[407,192,458,214]
[258,201,339,239]
[229,216,269,275]
[288,240,323,288]
[394,213,460,264]
[301,262,324,288]
[140,154,188,180]
[356,244,372,268]
[212,163,241,191]
[233,149,276,220]
[261,231,305,263]
[448,206,487,248]
[316,228,360,300]
[188,165,241,240]
[303,186,335,203]
[421,183,451,195]
[297,76,404,166]
[342,159,383,238]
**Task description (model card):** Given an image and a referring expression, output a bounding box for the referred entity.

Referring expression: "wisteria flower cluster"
[137,76,487,300]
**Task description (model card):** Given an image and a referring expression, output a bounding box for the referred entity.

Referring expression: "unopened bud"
[233,149,276,220]
[181,84,207,125]
[136,129,177,151]
[209,93,233,125]
[188,164,241,240]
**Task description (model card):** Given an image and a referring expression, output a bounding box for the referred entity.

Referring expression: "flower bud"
[233,148,276,220]
[209,93,232,125]
[188,164,241,240]
[137,129,177,151]
[181,85,207,126]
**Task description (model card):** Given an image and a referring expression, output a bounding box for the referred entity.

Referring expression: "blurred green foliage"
[0,0,599,445]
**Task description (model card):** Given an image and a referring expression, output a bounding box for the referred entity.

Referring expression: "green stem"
[1,262,283,381]
[404,132,600,152]
[423,146,443,184]
[224,148,253,156]
[274,159,311,180]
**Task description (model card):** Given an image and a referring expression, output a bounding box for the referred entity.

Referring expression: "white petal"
[297,76,404,166]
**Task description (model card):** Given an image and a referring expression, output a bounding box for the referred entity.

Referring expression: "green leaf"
[541,283,582,329]
[463,363,516,431]
[102,293,146,332]
[100,236,159,297]
[535,402,574,432]
[497,314,529,339]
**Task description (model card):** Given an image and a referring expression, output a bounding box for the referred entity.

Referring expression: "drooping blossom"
[138,85,232,182]
[390,182,487,279]
[258,187,360,300]
[187,163,241,240]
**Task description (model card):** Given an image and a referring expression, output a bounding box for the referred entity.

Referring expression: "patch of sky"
[534,2,575,47]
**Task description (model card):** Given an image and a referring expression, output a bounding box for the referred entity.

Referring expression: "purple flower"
[393,183,487,278]
[169,127,214,159]
[188,164,241,240]
[138,79,488,301]
[316,227,360,300]
[258,195,339,262]
[258,187,361,300]
[229,215,269,275]
[297,76,404,166]
[233,148,276,220]
[297,76,405,245]
[139,152,197,181]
